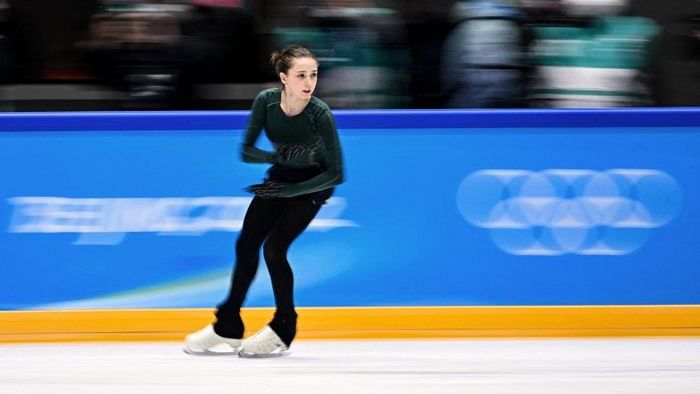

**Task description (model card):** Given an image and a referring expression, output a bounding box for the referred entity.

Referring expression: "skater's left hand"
[245,180,283,198]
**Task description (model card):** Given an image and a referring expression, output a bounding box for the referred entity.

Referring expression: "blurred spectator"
[274,0,409,108]
[402,0,454,108]
[180,0,259,84]
[628,0,700,106]
[526,0,659,107]
[177,0,260,107]
[5,0,97,81]
[0,0,17,83]
[80,1,187,108]
[648,15,700,106]
[1,0,700,110]
[441,0,531,108]
[560,0,626,15]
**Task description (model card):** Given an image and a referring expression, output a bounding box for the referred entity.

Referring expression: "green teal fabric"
[532,17,659,69]
[242,88,344,197]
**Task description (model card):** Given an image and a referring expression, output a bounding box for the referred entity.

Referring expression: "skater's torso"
[244,88,343,199]
[250,88,331,146]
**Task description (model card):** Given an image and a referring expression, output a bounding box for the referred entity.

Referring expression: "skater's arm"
[279,109,344,197]
[241,91,277,164]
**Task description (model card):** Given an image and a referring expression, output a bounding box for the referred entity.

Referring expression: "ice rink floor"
[1,338,699,393]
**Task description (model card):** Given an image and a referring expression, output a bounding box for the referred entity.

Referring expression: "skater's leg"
[261,198,323,346]
[239,199,322,358]
[213,197,285,338]
[185,197,285,354]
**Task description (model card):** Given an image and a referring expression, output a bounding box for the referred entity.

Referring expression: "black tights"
[214,196,322,346]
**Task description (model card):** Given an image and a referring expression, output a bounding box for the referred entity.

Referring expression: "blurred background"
[0,0,698,111]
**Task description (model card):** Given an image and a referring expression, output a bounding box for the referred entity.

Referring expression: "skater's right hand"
[275,139,323,167]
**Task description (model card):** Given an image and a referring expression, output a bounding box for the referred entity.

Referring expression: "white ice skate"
[238,325,289,358]
[183,324,242,355]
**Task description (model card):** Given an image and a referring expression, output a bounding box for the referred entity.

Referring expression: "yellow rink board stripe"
[1,306,699,343]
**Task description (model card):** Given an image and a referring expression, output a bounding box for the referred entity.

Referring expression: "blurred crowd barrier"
[0,0,698,111]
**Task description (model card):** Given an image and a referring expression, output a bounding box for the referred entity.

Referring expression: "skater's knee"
[236,235,261,256]
[262,239,287,264]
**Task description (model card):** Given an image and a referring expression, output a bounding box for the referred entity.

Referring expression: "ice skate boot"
[183,324,242,355]
[238,326,289,358]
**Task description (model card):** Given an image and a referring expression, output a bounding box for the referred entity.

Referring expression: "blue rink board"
[0,110,699,310]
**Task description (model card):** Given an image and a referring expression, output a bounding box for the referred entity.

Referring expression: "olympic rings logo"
[456,169,683,255]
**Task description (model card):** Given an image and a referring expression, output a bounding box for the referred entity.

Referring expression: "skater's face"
[279,57,318,100]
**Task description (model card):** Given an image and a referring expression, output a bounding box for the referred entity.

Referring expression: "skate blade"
[238,349,289,359]
[183,347,241,356]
